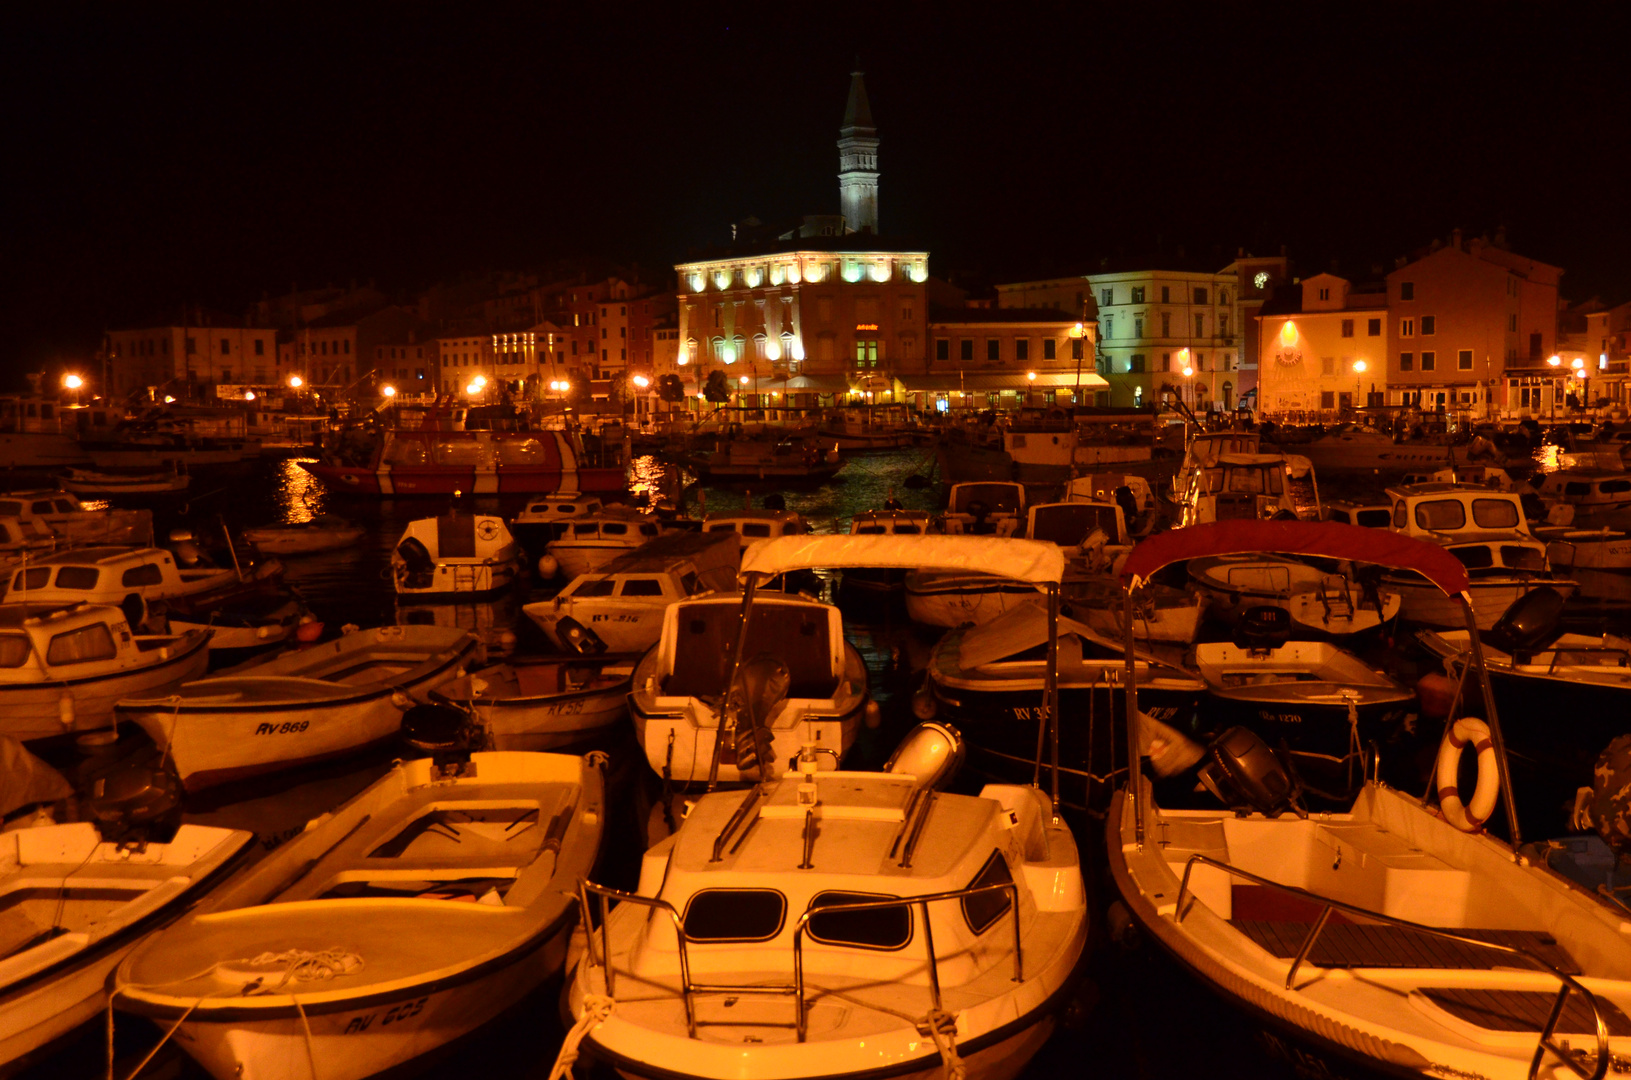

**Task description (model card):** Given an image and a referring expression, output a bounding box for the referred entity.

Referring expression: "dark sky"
[6,3,1628,380]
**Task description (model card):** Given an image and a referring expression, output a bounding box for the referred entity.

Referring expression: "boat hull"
[299,461,627,497]
[476,687,630,750]
[525,601,666,654]
[1384,575,1577,630]
[0,631,211,741]
[242,526,366,556]
[905,574,1043,628]
[393,559,520,601]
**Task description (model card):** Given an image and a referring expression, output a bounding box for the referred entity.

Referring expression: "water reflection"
[270,456,325,524]
[396,594,524,659]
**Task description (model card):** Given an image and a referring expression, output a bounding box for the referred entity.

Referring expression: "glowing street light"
[63,374,83,390]
[465,382,481,396]
[738,375,749,385]
[1548,355,1562,368]
[382,385,397,398]
[163,395,176,404]
[631,374,650,389]
[244,391,256,401]
[1353,359,1368,413]
[473,375,488,388]
[1572,357,1585,371]
[288,375,304,389]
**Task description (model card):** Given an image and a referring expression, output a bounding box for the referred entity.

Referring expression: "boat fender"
[1436,717,1499,832]
[538,554,560,578]
[910,682,937,721]
[58,693,75,729]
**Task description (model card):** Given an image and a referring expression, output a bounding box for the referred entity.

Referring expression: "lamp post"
[1027,369,1037,407]
[62,373,83,406]
[631,373,650,425]
[1548,355,1561,423]
[1573,357,1588,417]
[1179,347,1194,412]
[1353,359,1367,418]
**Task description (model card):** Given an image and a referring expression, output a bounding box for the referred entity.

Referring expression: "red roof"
[1120,520,1470,598]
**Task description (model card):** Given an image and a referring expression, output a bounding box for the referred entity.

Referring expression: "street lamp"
[1548,355,1561,422]
[288,375,304,389]
[631,374,650,389]
[1573,357,1588,414]
[63,374,83,390]
[1353,360,1367,415]
[382,385,397,399]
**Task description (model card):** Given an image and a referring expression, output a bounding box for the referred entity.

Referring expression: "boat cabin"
[0,490,152,547]
[943,482,1025,536]
[557,513,663,546]
[1385,484,1532,541]
[649,594,846,704]
[1536,470,1631,511]
[702,509,807,548]
[3,546,230,610]
[0,603,168,683]
[849,510,938,536]
[557,531,740,604]
[1179,453,1304,527]
[1323,501,1393,529]
[1026,501,1128,548]
[514,494,605,530]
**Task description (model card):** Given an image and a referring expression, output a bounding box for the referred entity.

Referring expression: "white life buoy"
[1436,717,1500,832]
[477,519,500,542]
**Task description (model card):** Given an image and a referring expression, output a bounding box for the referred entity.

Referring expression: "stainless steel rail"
[1172,853,1610,1080]
[578,879,1023,1044]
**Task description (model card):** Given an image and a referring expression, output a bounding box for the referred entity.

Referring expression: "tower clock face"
[1253,271,1270,290]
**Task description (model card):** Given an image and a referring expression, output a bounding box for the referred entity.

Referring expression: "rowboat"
[58,466,189,496]
[242,516,367,556]
[114,624,482,791]
[113,752,604,1080]
[432,655,638,750]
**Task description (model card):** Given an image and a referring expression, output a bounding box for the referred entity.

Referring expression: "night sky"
[7,3,1629,382]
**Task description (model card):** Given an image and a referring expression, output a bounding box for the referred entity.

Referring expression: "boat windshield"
[951,484,1022,514]
[667,603,834,699]
[1031,505,1119,546]
[1471,498,1521,529]
[1202,467,1282,495]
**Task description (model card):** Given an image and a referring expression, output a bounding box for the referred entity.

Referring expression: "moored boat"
[115,624,482,791]
[392,513,522,600]
[113,751,605,1080]
[58,465,188,497]
[431,655,638,750]
[242,515,366,556]
[299,423,626,496]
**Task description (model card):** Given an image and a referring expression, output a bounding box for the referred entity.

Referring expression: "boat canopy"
[1120,520,1471,598]
[956,599,1102,669]
[738,534,1065,585]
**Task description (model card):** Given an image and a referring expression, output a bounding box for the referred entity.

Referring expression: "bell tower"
[837,70,879,234]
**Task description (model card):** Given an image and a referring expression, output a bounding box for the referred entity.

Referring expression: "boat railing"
[578,878,1023,1043]
[1172,852,1611,1080]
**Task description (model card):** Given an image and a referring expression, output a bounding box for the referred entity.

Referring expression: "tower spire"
[838,70,879,234]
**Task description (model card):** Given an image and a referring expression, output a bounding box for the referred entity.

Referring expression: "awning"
[738,534,1066,585]
[896,371,1109,393]
[781,374,852,393]
[1119,520,1471,598]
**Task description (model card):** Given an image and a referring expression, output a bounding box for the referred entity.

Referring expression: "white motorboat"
[242,515,366,556]
[0,490,151,547]
[392,513,522,600]
[904,569,1043,629]
[1381,483,1576,629]
[114,752,604,1080]
[1072,575,1207,644]
[510,492,605,555]
[0,603,210,741]
[4,545,282,614]
[1537,468,1631,516]
[0,821,251,1071]
[563,732,1087,1080]
[542,507,667,579]
[1535,522,1631,571]
[432,655,638,750]
[628,589,868,788]
[1109,519,1631,1080]
[58,465,189,497]
[1065,471,1158,535]
[1188,553,1402,637]
[941,481,1025,536]
[1171,428,1262,501]
[839,509,942,594]
[699,507,808,551]
[115,624,482,791]
[524,531,740,654]
[1176,451,1313,527]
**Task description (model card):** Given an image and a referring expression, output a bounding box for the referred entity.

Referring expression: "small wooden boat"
[681,436,843,483]
[58,465,189,496]
[1189,553,1402,638]
[0,821,251,1071]
[114,752,605,1080]
[0,490,151,547]
[392,513,521,600]
[0,603,210,741]
[115,624,482,791]
[432,655,638,750]
[242,515,366,556]
[563,735,1087,1080]
[163,592,317,658]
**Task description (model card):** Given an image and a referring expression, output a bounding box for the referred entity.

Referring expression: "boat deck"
[1421,988,1631,1035]
[1233,920,1579,973]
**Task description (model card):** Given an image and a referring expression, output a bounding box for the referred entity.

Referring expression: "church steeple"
[838,70,879,234]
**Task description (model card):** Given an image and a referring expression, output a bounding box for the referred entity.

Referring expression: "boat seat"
[1232,921,1579,974]
[1420,988,1631,1036]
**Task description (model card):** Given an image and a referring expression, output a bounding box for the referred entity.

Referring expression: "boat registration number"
[590,614,641,624]
[342,996,428,1034]
[255,720,312,735]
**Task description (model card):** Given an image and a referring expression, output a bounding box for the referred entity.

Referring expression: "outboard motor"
[729,654,790,779]
[967,499,992,534]
[83,761,182,840]
[400,702,481,758]
[554,616,607,655]
[395,536,437,591]
[1231,605,1292,653]
[1486,586,1565,660]
[883,722,965,790]
[168,529,207,569]
[1197,727,1304,818]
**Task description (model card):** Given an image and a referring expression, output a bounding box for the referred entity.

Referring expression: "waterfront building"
[1255,274,1389,420]
[105,313,278,402]
[908,308,1103,412]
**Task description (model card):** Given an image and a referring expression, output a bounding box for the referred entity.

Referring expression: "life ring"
[476,519,500,542]
[1436,717,1500,832]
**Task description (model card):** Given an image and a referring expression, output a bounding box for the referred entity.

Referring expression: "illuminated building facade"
[909,309,1103,411]
[1255,274,1389,420]
[106,319,277,400]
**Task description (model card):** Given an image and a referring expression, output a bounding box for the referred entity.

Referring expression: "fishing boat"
[299,423,626,496]
[1171,428,1262,501]
[0,603,210,741]
[1188,553,1402,638]
[628,585,868,788]
[392,513,522,600]
[113,752,604,1080]
[923,597,1207,813]
[1176,452,1312,527]
[0,490,151,547]
[1071,575,1208,645]
[524,531,740,654]
[509,493,605,555]
[539,508,667,580]
[700,508,809,552]
[3,545,283,616]
[162,592,318,658]
[114,624,481,791]
[1192,606,1417,799]
[431,655,638,750]
[1381,483,1576,629]
[1537,469,1631,516]
[562,729,1088,1080]
[58,465,189,497]
[0,821,251,1071]
[1109,519,1631,1080]
[242,515,366,556]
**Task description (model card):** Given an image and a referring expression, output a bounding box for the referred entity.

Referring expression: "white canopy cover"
[736,534,1066,585]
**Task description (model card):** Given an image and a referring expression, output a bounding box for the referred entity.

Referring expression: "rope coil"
[920,1009,965,1080]
[548,993,614,1080]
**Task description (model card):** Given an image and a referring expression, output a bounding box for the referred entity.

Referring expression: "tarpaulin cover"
[1119,520,1471,598]
[738,534,1066,585]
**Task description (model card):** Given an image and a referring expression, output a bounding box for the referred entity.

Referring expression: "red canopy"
[1119,520,1471,598]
